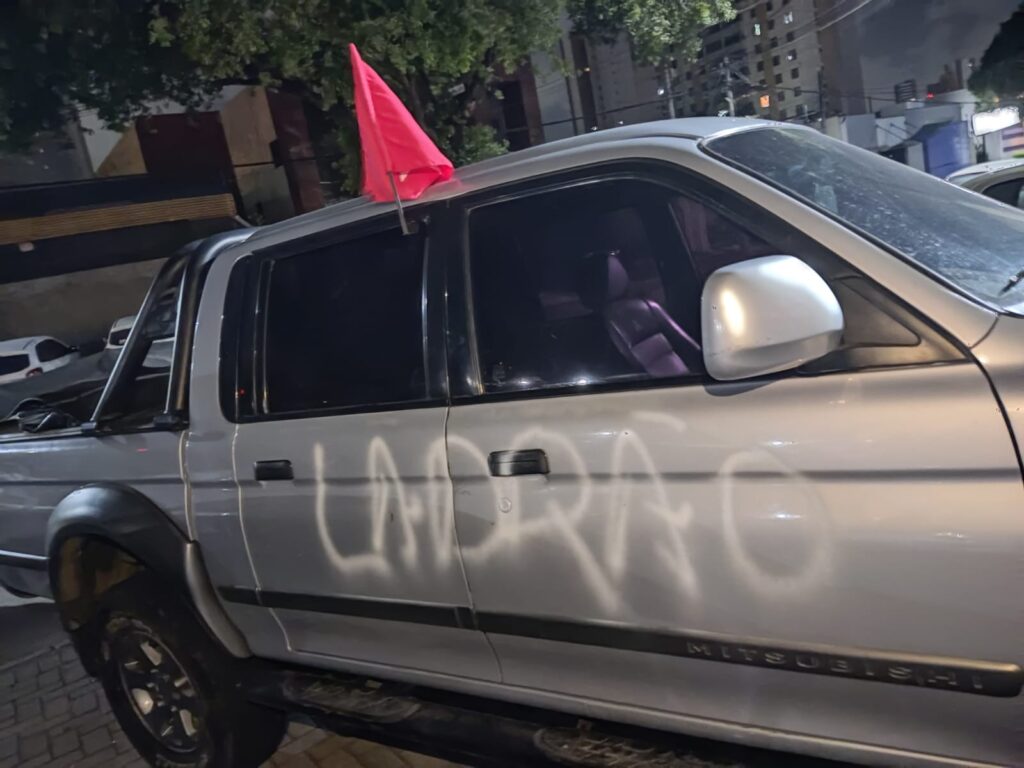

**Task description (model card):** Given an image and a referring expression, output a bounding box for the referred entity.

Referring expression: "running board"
[242,663,846,767]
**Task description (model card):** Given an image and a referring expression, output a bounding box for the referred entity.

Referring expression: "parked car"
[960,162,1024,211]
[105,313,176,368]
[0,335,79,385]
[1,119,1024,768]
[105,315,135,349]
[945,157,1024,185]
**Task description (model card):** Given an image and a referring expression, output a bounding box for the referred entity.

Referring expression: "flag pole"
[387,172,411,236]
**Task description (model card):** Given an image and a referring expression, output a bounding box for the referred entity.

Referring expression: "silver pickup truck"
[2,118,1023,768]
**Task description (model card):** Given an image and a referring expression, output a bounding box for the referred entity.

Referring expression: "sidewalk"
[0,603,459,768]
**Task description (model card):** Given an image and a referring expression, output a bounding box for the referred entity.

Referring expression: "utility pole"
[663,62,676,119]
[721,57,736,117]
[817,69,827,124]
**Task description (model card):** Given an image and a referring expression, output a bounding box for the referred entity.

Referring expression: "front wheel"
[96,575,285,767]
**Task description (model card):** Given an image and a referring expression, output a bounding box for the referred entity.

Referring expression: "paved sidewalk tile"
[0,643,464,767]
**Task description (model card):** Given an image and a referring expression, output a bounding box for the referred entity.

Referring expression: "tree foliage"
[1,0,731,188]
[568,0,734,64]
[969,2,1024,99]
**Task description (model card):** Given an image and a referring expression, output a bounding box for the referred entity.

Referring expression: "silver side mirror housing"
[701,255,844,381]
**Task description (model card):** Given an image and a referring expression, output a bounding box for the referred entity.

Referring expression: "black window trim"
[222,207,446,425]
[443,158,968,407]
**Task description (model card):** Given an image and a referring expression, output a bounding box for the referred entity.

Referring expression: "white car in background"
[0,336,79,385]
[959,163,1024,211]
[946,157,1024,186]
[105,315,136,350]
[106,314,175,368]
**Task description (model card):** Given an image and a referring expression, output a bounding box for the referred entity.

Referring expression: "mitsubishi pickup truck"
[1,118,1023,768]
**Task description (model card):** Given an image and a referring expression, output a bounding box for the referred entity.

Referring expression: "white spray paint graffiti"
[310,410,831,616]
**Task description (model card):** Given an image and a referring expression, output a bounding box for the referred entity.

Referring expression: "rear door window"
[260,227,428,415]
[0,355,30,376]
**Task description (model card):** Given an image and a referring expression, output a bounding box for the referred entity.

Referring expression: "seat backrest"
[577,252,700,378]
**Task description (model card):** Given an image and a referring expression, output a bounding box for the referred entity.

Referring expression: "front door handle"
[488,449,549,477]
[254,459,293,481]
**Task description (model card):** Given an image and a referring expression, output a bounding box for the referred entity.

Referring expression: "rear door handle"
[254,459,293,481]
[488,449,549,477]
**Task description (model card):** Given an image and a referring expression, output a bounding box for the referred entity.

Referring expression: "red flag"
[349,43,453,202]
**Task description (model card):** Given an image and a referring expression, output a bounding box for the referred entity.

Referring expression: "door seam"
[444,403,506,682]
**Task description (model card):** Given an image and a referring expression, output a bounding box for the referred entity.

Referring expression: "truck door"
[221,215,498,682]
[442,165,1024,766]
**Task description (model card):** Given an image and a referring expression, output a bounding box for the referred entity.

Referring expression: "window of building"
[766,1,774,9]
[262,228,428,414]
[791,67,800,79]
[787,49,797,60]
[778,91,786,101]
[779,108,788,119]
[794,86,803,97]
[768,19,775,30]
[753,22,761,36]
[786,31,795,42]
[467,180,781,394]
[757,61,765,72]
[783,11,794,23]
[775,73,783,84]
[740,65,750,76]
[755,43,763,53]
[770,37,778,48]
[772,54,780,66]
[36,339,72,363]
[685,71,692,80]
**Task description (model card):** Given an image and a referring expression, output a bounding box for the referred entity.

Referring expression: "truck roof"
[245,117,776,248]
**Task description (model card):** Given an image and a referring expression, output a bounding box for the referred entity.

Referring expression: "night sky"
[849,0,1020,95]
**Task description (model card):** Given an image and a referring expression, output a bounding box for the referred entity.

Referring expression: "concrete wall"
[96,127,147,177]
[221,87,294,223]
[587,34,664,128]
[0,125,93,187]
[0,259,164,346]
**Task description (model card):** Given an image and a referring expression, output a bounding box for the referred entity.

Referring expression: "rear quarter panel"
[0,432,184,595]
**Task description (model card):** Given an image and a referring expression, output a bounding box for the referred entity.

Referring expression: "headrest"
[578,250,629,309]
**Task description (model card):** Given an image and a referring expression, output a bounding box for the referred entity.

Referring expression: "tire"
[95,574,286,767]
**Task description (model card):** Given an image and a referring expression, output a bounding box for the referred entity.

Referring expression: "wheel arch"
[46,483,250,671]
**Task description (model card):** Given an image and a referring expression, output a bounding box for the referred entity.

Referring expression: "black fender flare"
[46,483,250,659]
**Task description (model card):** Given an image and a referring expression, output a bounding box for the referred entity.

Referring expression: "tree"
[1,0,563,175]
[969,2,1024,99]
[567,0,734,64]
[0,0,730,189]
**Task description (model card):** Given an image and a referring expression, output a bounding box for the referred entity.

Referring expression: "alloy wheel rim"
[114,629,204,753]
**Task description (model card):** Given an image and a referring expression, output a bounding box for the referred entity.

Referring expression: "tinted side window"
[262,228,426,414]
[985,178,1024,210]
[36,339,70,362]
[468,179,768,395]
[0,355,29,375]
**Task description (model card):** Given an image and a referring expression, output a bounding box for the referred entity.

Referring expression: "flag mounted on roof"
[349,43,453,232]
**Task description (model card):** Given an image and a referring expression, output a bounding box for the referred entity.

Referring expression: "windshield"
[705,127,1024,310]
[0,355,30,376]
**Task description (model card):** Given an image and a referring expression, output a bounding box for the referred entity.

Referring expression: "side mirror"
[701,255,843,381]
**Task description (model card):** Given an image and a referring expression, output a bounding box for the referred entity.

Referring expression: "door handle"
[254,459,294,481]
[488,449,549,477]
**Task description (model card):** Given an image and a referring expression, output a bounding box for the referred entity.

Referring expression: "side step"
[244,663,847,767]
